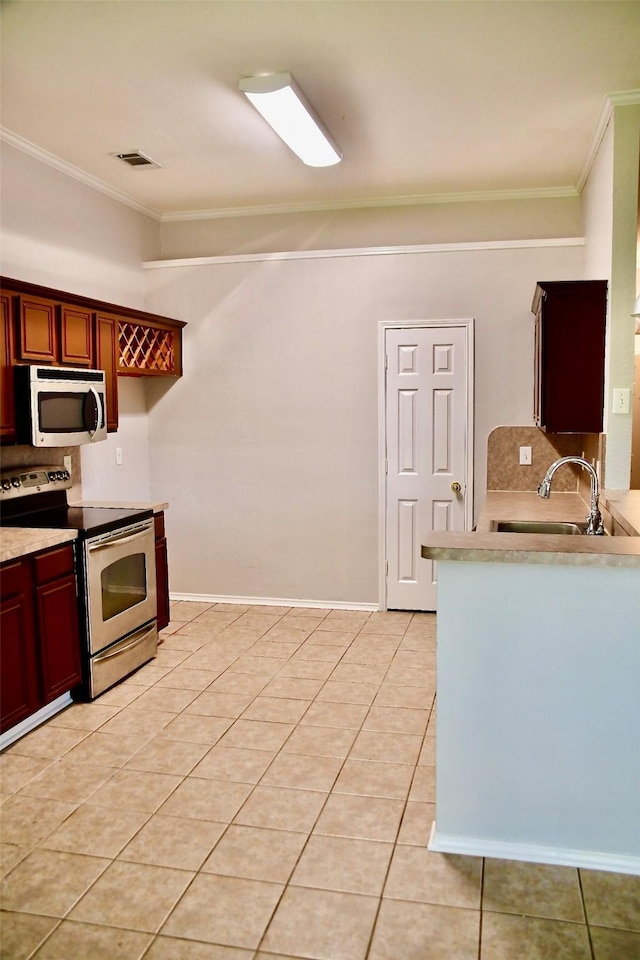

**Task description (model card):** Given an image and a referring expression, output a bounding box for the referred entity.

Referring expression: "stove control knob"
[61,470,70,480]
[1,479,11,491]
[11,477,21,488]
[48,471,56,481]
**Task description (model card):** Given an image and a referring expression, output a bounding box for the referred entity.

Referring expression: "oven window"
[101,553,147,621]
[39,392,86,432]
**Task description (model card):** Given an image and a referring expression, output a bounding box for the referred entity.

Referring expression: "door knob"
[451,481,462,493]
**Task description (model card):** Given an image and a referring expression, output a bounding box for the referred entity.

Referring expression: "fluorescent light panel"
[239,72,342,167]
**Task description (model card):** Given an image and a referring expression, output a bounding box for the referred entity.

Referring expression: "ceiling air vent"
[113,151,162,169]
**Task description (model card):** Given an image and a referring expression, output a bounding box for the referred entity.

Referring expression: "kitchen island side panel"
[431,559,640,873]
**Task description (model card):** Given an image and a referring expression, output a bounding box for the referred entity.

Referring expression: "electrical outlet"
[115,447,123,466]
[519,446,532,465]
[612,388,630,414]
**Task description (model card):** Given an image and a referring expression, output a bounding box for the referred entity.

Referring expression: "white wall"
[433,558,640,873]
[582,105,640,488]
[0,143,158,303]
[144,241,583,605]
[160,195,581,260]
[80,379,152,502]
[582,119,614,282]
[0,143,160,498]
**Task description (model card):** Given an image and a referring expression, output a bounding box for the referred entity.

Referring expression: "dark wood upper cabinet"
[0,277,185,444]
[14,295,93,367]
[531,280,608,434]
[60,305,93,367]
[16,295,59,363]
[0,293,16,441]
[94,313,119,433]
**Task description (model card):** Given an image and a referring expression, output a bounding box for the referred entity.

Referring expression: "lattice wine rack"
[118,321,177,375]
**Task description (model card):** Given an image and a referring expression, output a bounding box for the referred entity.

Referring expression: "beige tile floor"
[1,601,639,960]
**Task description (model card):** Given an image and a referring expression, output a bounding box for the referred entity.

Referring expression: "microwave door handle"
[84,387,101,439]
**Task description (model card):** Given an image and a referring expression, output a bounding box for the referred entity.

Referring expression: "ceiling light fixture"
[238,72,342,168]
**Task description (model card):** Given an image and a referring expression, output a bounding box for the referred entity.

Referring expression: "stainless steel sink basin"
[491,520,586,535]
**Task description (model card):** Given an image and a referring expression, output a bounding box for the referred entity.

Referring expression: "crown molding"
[1,124,576,225]
[607,89,640,107]
[0,127,161,220]
[8,84,640,224]
[143,237,585,269]
[160,186,578,223]
[576,89,640,194]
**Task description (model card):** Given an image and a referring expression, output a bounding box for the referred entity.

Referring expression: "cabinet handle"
[451,481,462,494]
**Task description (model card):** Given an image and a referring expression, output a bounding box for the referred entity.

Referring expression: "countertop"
[421,489,640,568]
[0,501,168,565]
[0,527,78,564]
[69,500,169,514]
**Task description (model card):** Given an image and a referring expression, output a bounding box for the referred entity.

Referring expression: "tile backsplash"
[486,426,603,493]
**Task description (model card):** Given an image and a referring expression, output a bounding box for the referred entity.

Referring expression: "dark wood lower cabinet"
[36,573,82,704]
[0,544,82,735]
[155,512,170,631]
[0,561,40,732]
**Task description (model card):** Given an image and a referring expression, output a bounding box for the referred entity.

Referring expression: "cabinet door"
[0,562,39,734]
[60,305,93,367]
[0,293,16,441]
[155,538,170,631]
[534,281,607,434]
[36,573,82,703]
[94,313,119,432]
[16,295,59,363]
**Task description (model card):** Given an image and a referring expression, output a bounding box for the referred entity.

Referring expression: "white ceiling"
[1,0,639,221]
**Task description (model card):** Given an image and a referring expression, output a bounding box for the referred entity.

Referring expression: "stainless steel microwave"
[15,364,108,447]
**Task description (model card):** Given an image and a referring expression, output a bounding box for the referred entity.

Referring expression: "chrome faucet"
[537,456,604,535]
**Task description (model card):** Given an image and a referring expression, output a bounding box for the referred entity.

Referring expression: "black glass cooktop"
[1,492,153,539]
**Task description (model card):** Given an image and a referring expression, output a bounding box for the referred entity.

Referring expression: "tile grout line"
[577,868,597,960]
[477,855,485,960]
[2,603,438,959]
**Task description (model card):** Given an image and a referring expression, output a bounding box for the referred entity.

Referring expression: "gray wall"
[145,241,583,605]
[0,141,160,501]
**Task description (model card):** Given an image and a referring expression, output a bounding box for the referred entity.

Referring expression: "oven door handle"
[96,624,157,661]
[88,526,152,551]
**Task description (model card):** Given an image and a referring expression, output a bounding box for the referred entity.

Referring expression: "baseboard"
[0,693,73,752]
[169,592,380,612]
[428,821,640,876]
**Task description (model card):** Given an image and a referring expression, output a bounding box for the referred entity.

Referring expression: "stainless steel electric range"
[1,466,158,699]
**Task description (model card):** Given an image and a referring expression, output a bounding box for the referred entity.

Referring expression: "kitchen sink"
[490,520,586,535]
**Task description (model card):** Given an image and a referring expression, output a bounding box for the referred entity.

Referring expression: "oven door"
[84,518,157,655]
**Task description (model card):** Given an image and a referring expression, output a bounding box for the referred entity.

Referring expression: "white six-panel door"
[383,323,472,611]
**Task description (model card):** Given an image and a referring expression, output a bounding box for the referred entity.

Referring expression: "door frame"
[378,318,475,610]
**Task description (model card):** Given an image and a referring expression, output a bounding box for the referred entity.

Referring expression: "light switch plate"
[612,388,630,414]
[519,446,532,465]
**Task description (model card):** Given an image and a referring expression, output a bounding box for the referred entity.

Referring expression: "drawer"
[0,558,31,598]
[154,512,165,539]
[33,544,75,585]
